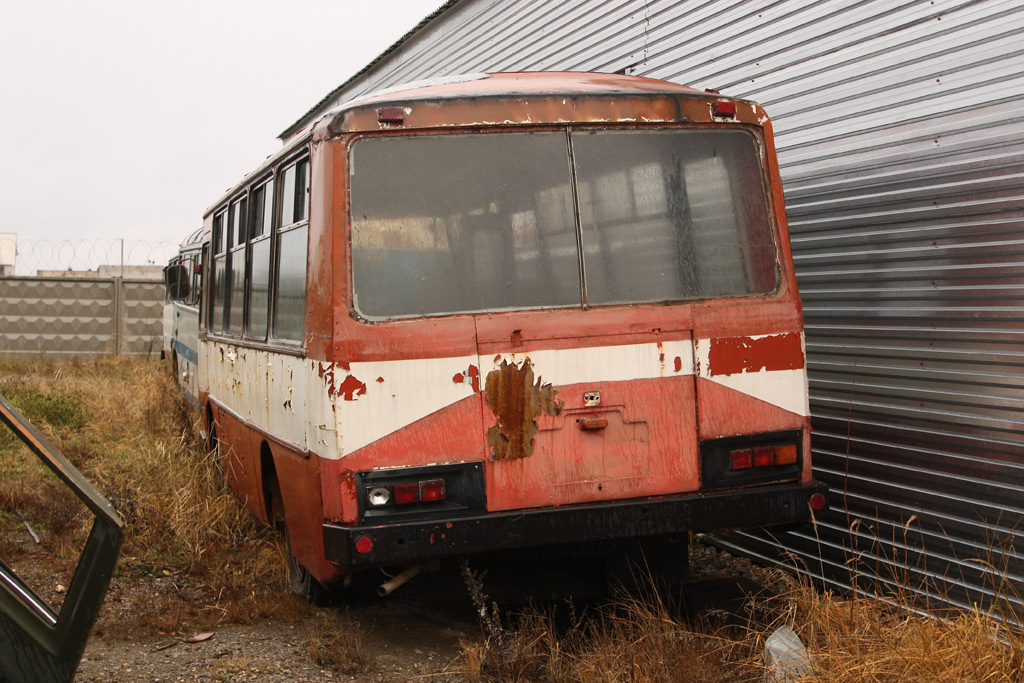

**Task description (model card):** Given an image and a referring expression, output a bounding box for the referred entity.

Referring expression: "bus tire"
[282,523,328,604]
[266,468,329,604]
[206,423,227,491]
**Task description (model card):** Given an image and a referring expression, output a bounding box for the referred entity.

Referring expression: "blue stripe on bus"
[174,338,198,365]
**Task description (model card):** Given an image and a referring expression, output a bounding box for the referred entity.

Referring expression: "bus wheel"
[268,476,328,603]
[282,524,328,603]
[206,425,227,490]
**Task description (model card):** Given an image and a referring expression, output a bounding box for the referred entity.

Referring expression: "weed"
[452,545,1024,682]
[303,609,372,675]
[0,358,292,635]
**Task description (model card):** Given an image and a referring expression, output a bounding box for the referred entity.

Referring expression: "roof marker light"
[378,107,405,124]
[712,101,737,118]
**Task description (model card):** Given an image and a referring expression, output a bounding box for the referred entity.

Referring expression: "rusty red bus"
[170,72,827,597]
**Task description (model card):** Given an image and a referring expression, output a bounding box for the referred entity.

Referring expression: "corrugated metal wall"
[302,0,1024,615]
[0,278,164,359]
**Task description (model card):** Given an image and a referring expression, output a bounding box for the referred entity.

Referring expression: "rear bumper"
[323,481,828,567]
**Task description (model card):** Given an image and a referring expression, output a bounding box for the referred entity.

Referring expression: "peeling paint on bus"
[708,333,804,376]
[485,359,563,461]
[338,375,367,401]
[451,364,480,392]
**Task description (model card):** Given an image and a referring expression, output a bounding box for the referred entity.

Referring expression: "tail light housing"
[356,463,484,522]
[701,430,803,491]
[729,444,799,470]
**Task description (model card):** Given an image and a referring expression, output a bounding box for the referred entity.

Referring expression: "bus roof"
[349,71,704,102]
[315,71,760,137]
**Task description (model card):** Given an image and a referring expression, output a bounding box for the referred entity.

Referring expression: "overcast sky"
[0,0,441,269]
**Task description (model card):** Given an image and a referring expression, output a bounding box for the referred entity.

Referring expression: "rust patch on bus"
[708,333,804,376]
[485,359,562,461]
[338,375,367,401]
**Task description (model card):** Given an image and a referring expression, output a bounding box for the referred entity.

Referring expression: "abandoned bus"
[163,228,203,405]
[167,72,827,597]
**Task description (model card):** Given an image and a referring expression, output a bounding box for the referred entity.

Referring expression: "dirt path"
[74,565,481,682]
[75,617,472,682]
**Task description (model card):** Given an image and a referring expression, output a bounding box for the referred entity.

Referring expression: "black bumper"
[323,481,827,567]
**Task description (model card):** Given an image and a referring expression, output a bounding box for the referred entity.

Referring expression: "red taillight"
[809,493,826,511]
[393,482,419,505]
[354,535,373,554]
[712,100,737,118]
[752,447,775,468]
[729,449,753,470]
[419,479,446,502]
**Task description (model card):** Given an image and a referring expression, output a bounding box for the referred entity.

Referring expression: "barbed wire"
[0,238,180,278]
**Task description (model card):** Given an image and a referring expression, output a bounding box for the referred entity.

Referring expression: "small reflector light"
[774,444,798,465]
[393,482,419,505]
[752,446,775,468]
[712,101,737,118]
[368,486,391,507]
[729,449,753,470]
[809,493,826,511]
[419,479,446,502]
[354,535,373,554]
[378,107,405,123]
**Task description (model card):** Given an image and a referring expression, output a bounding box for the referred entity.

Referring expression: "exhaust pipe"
[378,565,422,597]
[377,560,439,597]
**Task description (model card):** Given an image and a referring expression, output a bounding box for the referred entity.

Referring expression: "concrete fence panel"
[0,277,164,359]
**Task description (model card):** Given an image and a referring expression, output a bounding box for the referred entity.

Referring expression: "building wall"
[292,0,1024,614]
[0,277,165,359]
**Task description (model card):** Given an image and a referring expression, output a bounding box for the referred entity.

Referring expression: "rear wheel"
[268,475,329,604]
[283,524,325,603]
[206,423,227,491]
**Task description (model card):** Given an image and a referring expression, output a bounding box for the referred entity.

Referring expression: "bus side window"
[199,242,210,331]
[272,156,309,343]
[190,250,203,306]
[227,195,247,335]
[164,257,180,303]
[247,177,273,340]
[211,210,228,333]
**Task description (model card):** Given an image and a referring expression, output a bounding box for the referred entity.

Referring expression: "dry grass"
[454,565,1024,682]
[0,357,298,635]
[303,608,373,675]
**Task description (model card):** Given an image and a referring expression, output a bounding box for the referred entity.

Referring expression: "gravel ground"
[5,535,778,682]
[73,566,481,683]
[75,616,472,683]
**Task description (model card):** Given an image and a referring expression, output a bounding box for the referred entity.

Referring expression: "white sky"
[0,0,442,266]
